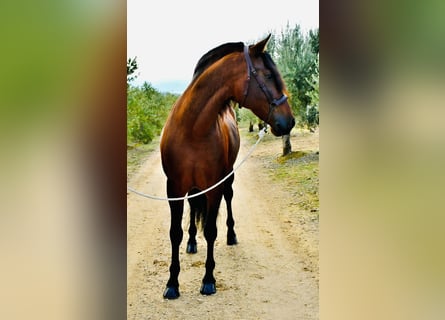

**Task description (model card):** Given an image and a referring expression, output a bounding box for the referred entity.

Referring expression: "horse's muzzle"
[271,116,295,136]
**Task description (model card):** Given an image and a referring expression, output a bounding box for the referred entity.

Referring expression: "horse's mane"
[191,41,286,93]
[192,42,244,81]
[262,51,286,92]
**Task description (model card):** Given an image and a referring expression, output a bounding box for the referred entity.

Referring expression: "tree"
[127,84,177,145]
[127,56,138,84]
[305,53,319,132]
[127,58,178,145]
[308,28,319,54]
[273,25,318,127]
[269,25,319,155]
[142,81,157,99]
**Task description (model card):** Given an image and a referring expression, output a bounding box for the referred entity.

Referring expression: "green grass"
[239,122,319,217]
[273,151,319,215]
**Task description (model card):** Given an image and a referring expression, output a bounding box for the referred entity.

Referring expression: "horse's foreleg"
[200,196,221,295]
[163,183,184,299]
[224,174,237,245]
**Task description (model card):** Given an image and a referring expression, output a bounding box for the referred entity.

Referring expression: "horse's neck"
[181,73,235,136]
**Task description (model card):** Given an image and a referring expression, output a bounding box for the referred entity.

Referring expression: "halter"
[242,45,288,123]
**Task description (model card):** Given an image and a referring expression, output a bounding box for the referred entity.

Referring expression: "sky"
[127,0,319,93]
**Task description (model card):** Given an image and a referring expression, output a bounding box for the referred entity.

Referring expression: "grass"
[241,123,320,217]
[274,151,319,215]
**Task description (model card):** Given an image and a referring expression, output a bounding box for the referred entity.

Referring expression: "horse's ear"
[250,34,271,56]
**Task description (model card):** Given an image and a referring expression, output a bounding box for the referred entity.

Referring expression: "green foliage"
[269,25,319,130]
[126,57,177,144]
[306,106,319,130]
[305,54,319,130]
[308,29,319,54]
[237,106,257,123]
[127,56,138,84]
[127,81,177,145]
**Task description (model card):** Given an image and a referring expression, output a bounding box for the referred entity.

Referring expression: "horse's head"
[237,35,295,136]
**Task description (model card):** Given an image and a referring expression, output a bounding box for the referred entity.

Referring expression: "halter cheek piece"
[241,45,288,123]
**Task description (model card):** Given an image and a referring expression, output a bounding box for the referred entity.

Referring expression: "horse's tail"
[188,188,207,231]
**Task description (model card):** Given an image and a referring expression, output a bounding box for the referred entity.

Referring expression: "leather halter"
[242,45,288,122]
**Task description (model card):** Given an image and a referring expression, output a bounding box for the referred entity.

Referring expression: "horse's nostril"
[274,117,295,135]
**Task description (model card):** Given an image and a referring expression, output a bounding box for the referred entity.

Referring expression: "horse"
[160,35,295,299]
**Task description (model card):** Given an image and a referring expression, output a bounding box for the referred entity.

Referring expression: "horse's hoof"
[163,286,180,299]
[200,282,216,295]
[227,235,238,246]
[186,242,197,254]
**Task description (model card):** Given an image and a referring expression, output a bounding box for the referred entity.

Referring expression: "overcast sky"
[127,0,318,92]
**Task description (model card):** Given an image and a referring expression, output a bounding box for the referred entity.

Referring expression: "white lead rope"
[127,128,266,201]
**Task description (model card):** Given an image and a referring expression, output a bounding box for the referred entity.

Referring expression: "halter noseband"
[242,45,288,122]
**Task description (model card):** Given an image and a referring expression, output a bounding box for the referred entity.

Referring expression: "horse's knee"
[204,224,217,242]
[169,227,183,245]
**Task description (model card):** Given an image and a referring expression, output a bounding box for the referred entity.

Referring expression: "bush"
[127,82,177,145]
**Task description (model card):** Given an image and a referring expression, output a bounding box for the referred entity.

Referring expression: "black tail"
[188,189,207,231]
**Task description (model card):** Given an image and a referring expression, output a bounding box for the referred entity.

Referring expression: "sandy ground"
[127,130,319,319]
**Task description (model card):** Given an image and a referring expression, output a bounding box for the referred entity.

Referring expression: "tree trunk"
[282,134,292,156]
[258,122,264,131]
[258,121,267,131]
[249,121,253,132]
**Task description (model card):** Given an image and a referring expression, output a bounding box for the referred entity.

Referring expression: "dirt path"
[127,132,319,319]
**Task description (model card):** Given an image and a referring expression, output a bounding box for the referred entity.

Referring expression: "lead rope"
[127,128,267,201]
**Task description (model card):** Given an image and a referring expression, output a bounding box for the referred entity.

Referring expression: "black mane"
[262,51,285,92]
[192,42,286,93]
[192,42,244,81]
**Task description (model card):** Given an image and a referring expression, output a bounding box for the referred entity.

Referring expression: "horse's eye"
[265,73,273,80]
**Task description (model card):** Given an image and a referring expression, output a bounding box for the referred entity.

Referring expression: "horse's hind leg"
[186,193,198,254]
[224,174,237,245]
[187,190,206,253]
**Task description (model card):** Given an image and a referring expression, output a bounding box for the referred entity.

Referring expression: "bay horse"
[160,35,295,299]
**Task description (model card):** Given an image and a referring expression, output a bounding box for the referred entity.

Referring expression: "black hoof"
[200,282,216,295]
[227,235,238,246]
[163,286,180,299]
[186,242,197,254]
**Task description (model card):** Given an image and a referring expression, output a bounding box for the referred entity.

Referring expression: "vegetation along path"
[127,128,319,319]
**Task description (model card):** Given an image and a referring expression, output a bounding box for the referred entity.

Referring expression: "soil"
[127,129,319,319]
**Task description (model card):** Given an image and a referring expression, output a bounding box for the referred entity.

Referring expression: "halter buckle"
[270,94,288,107]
